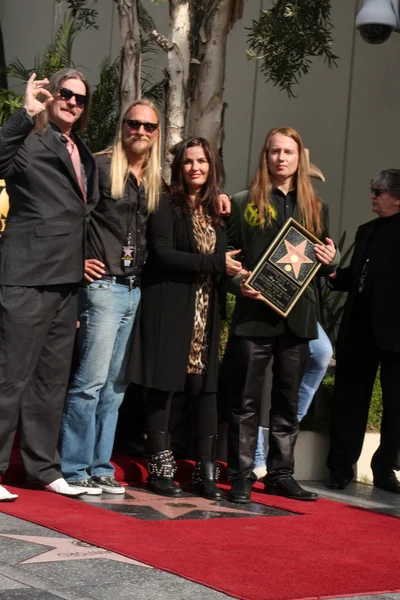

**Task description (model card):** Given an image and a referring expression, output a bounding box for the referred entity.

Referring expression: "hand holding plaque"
[244,218,323,317]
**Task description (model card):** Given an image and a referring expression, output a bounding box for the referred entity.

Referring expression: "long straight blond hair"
[109,99,162,213]
[249,126,323,236]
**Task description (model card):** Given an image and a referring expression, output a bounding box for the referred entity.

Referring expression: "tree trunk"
[115,0,142,107]
[188,0,244,154]
[163,0,190,183]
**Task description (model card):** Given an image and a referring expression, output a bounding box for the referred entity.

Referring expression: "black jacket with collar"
[332,214,400,352]
[0,108,97,286]
[226,189,339,340]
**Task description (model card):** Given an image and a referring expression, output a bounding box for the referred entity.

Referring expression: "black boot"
[228,478,254,503]
[146,430,183,498]
[193,435,224,501]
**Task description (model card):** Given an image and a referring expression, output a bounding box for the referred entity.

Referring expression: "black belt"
[102,275,141,289]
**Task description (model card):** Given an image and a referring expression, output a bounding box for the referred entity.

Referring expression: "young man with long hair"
[225,126,338,503]
[0,69,97,501]
[60,99,162,495]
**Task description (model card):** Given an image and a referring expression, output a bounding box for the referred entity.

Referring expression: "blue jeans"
[254,426,267,469]
[297,323,332,421]
[254,323,332,468]
[60,279,141,482]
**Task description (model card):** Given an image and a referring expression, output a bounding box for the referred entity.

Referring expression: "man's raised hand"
[24,73,53,118]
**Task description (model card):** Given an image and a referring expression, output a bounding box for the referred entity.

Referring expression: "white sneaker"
[0,484,18,502]
[252,466,267,481]
[44,478,87,497]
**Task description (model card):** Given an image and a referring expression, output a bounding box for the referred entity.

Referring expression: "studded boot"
[146,429,183,497]
[193,435,224,501]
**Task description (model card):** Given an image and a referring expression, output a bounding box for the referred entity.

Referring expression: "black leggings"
[146,374,218,440]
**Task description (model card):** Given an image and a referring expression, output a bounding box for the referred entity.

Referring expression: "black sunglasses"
[123,119,159,134]
[371,187,387,197]
[59,87,87,108]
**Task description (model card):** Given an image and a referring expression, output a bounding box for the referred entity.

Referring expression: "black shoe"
[193,461,224,501]
[147,476,183,497]
[91,476,125,495]
[69,478,103,496]
[228,478,254,504]
[325,471,353,490]
[373,470,400,494]
[195,480,224,501]
[264,476,319,501]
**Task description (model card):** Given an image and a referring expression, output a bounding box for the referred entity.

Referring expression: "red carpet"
[1,471,400,600]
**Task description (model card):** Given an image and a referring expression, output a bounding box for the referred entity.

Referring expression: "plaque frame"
[244,218,322,318]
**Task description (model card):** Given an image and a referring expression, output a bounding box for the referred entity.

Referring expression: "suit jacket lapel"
[76,137,94,186]
[37,127,86,201]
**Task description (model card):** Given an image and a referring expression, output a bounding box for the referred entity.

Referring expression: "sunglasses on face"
[59,87,87,107]
[371,187,387,197]
[123,119,159,134]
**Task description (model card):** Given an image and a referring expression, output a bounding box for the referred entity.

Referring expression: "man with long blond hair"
[59,99,162,495]
[0,69,97,502]
[225,126,339,503]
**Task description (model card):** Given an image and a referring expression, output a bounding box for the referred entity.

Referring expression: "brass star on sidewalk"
[277,239,313,278]
[81,487,261,519]
[0,533,150,566]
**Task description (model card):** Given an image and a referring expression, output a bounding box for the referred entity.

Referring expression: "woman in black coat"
[128,137,241,499]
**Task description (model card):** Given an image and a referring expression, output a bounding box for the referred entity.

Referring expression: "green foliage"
[140,38,167,106]
[62,0,99,31]
[219,293,236,361]
[0,89,24,124]
[83,57,120,152]
[247,0,339,97]
[323,372,382,430]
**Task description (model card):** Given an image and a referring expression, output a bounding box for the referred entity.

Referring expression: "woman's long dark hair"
[169,137,222,224]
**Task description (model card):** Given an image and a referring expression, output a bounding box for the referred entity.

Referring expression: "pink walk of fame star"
[0,533,149,566]
[277,239,313,279]
[81,488,254,519]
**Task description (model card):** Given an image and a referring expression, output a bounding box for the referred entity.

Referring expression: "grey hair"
[371,169,400,199]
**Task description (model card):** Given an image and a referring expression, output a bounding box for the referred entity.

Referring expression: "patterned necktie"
[63,134,87,203]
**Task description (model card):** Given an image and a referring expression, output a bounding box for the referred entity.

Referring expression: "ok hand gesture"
[24,73,54,118]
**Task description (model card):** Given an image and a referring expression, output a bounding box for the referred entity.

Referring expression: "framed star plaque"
[244,218,322,317]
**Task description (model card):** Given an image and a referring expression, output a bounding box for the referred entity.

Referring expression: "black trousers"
[0,284,78,484]
[226,330,307,482]
[146,374,218,455]
[327,320,400,476]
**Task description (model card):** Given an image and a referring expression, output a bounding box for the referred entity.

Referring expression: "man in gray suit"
[0,69,97,501]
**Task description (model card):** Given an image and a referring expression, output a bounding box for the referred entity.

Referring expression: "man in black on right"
[327,169,400,494]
